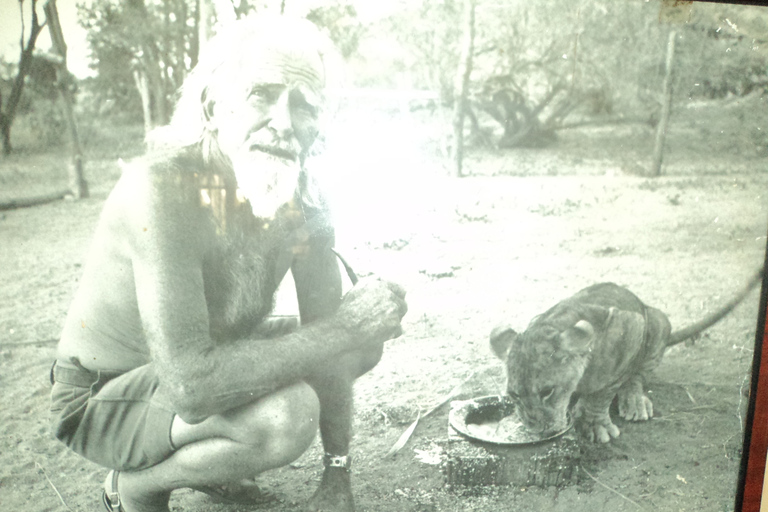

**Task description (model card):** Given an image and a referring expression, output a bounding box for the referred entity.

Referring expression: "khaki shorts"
[50,361,176,471]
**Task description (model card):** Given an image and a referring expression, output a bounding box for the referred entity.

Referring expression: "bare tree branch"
[1,0,47,155]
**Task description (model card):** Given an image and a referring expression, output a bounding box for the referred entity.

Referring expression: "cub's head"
[490,315,597,436]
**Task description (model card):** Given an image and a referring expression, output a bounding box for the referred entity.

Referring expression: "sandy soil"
[0,97,766,512]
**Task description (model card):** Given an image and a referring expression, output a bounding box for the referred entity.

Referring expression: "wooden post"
[44,0,88,199]
[451,0,475,178]
[650,30,676,177]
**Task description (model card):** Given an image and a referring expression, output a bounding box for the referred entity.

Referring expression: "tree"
[306,1,364,59]
[452,0,475,177]
[466,0,667,148]
[384,0,461,98]
[380,0,670,148]
[383,0,768,154]
[650,29,677,177]
[78,0,198,133]
[0,0,47,155]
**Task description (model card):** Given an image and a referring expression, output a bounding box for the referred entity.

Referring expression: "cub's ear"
[559,319,595,354]
[490,324,518,360]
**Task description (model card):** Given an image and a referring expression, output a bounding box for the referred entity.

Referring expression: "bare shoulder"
[104,152,213,258]
[57,153,210,368]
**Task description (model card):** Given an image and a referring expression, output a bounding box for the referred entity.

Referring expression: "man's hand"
[333,277,407,349]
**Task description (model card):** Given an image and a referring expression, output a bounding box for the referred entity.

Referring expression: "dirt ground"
[1,95,766,512]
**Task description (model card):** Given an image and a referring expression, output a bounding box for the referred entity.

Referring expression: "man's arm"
[126,170,403,423]
[290,215,384,512]
[291,224,343,324]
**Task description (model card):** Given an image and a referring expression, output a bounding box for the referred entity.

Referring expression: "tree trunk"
[133,69,153,135]
[1,0,45,156]
[190,0,200,68]
[650,30,676,177]
[149,59,169,126]
[198,0,215,49]
[175,0,188,89]
[44,0,88,199]
[451,0,475,178]
[126,0,169,130]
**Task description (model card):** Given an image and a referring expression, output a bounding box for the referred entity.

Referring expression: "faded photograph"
[0,1,766,511]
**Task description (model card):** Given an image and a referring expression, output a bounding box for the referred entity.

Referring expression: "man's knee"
[310,346,382,390]
[224,382,319,461]
[359,343,383,375]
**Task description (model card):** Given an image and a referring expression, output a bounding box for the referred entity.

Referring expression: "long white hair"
[149,14,342,165]
[148,14,343,216]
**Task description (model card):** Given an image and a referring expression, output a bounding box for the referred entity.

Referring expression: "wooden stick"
[35,461,73,512]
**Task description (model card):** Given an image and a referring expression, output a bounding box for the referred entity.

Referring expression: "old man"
[50,15,406,512]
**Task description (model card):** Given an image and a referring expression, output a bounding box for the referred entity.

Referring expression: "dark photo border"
[736,236,768,511]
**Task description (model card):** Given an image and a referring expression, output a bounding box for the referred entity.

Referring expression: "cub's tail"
[668,268,764,346]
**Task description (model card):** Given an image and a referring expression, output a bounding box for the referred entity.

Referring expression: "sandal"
[191,483,278,505]
[102,470,123,512]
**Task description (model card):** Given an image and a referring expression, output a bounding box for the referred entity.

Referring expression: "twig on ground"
[384,411,421,458]
[582,466,645,510]
[679,406,718,412]
[383,364,496,457]
[723,433,739,460]
[35,461,74,512]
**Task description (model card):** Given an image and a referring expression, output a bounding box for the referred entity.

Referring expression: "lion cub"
[490,273,761,443]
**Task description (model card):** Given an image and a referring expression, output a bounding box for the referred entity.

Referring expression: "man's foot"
[102,471,170,512]
[305,468,354,512]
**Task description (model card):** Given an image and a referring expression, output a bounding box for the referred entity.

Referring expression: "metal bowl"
[448,395,573,446]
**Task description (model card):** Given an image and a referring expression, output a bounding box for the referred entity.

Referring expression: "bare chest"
[201,217,291,341]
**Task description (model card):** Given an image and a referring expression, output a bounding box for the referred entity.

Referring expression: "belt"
[50,359,124,387]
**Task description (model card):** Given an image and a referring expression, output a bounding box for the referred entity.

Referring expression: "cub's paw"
[578,419,620,443]
[618,388,653,422]
[575,405,620,443]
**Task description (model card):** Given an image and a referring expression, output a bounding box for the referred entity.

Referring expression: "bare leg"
[105,382,319,512]
[305,345,383,512]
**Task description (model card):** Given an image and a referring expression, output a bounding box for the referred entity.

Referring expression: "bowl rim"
[448,394,573,446]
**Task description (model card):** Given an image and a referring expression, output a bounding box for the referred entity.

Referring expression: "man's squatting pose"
[50,15,407,512]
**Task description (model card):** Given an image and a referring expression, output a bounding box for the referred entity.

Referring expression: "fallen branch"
[0,338,58,348]
[556,117,654,131]
[0,189,70,211]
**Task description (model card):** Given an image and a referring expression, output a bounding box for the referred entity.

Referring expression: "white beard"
[231,150,301,219]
